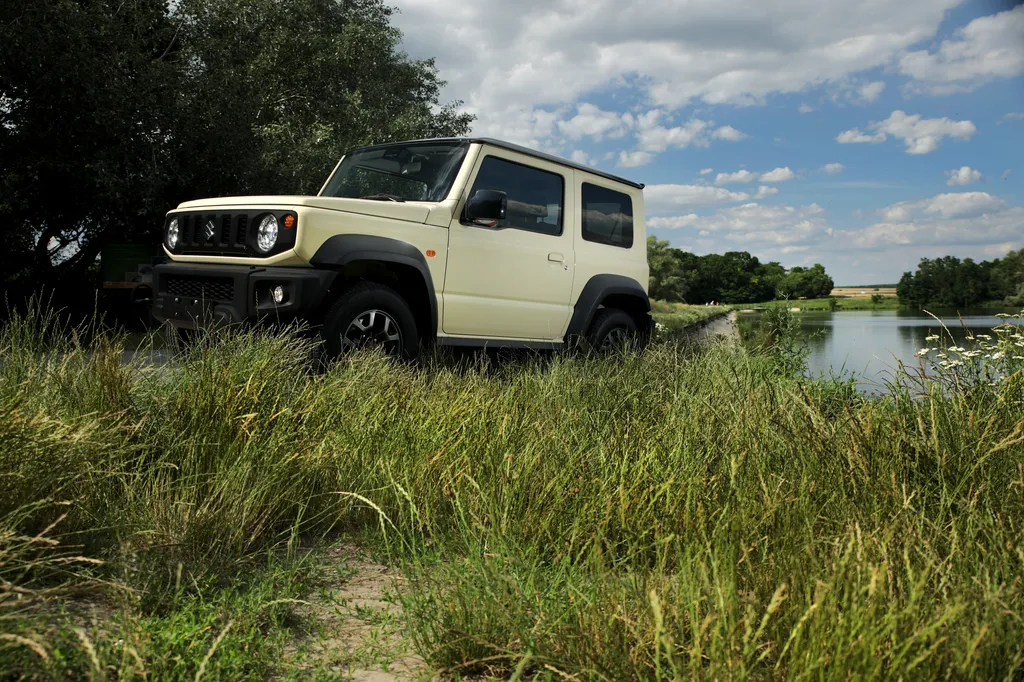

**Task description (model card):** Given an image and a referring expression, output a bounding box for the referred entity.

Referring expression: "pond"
[737,309,1020,394]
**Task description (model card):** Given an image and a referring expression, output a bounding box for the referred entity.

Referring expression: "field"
[830,287,897,298]
[2,304,1024,681]
[743,296,900,312]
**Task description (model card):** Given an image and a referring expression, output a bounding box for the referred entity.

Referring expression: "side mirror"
[465,189,507,227]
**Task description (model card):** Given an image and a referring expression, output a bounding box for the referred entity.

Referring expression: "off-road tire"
[584,308,639,353]
[321,281,420,361]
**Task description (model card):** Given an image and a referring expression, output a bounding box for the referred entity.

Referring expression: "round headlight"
[166,218,179,249]
[256,215,279,253]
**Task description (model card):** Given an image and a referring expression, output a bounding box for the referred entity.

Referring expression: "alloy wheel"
[342,309,403,355]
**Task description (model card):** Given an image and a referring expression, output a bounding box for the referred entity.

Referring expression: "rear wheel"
[321,282,419,360]
[585,308,639,353]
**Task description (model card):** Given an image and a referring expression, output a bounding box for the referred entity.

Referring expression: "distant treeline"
[648,237,834,305]
[897,250,1024,308]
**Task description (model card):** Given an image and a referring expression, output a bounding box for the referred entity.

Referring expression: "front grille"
[164,275,234,302]
[167,209,294,257]
[235,215,248,245]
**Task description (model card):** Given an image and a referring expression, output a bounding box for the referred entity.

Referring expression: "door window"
[582,183,633,248]
[465,156,564,236]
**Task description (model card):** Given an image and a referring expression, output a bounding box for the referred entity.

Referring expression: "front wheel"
[321,282,420,361]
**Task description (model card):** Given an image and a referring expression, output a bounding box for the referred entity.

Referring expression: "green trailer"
[99,243,165,328]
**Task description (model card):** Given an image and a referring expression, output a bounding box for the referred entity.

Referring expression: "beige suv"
[152,137,652,358]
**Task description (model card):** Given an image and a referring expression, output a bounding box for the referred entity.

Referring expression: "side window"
[582,183,633,248]
[466,156,564,236]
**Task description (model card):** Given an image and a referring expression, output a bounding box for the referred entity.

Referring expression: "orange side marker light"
[283,215,296,229]
[426,250,436,257]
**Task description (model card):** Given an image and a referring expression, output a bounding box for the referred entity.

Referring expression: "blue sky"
[391,0,1024,284]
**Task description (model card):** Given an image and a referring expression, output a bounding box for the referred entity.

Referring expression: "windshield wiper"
[358,193,406,202]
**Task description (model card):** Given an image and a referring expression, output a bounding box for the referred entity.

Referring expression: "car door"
[442,149,575,340]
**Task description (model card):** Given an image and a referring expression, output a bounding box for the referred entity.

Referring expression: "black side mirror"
[465,189,507,227]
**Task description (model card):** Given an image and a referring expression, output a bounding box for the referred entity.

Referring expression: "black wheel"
[585,308,639,353]
[322,282,420,360]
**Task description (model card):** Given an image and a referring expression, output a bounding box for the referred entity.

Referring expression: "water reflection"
[738,309,1016,393]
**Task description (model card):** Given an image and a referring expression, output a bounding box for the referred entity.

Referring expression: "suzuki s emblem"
[203,220,216,242]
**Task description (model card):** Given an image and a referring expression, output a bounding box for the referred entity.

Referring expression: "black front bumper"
[152,263,336,329]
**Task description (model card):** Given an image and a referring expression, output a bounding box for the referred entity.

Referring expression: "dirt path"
[286,544,429,681]
[686,310,740,345]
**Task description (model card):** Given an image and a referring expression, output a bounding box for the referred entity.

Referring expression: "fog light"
[272,285,285,304]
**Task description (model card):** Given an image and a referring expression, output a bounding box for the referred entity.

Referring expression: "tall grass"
[1,302,1022,680]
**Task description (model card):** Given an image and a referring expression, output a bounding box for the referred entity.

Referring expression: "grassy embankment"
[2,304,1024,681]
[650,300,730,332]
[748,296,1016,313]
[749,296,901,312]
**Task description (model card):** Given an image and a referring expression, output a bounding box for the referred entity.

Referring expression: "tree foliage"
[646,236,834,304]
[896,251,1024,308]
[0,0,473,300]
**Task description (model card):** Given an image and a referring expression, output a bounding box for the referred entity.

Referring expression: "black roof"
[346,137,645,190]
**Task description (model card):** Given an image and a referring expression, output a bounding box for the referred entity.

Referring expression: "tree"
[776,264,833,299]
[647,236,689,302]
[644,238,830,305]
[896,253,1018,308]
[0,0,473,304]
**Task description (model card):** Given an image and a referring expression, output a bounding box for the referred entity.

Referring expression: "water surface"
[738,309,1017,394]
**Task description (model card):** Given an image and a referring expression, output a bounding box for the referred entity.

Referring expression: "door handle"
[548,252,564,263]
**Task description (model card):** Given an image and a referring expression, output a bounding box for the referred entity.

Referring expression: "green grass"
[742,296,901,312]
[651,300,730,332]
[2,302,1023,681]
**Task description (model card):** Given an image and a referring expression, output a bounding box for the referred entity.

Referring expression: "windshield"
[320,141,469,202]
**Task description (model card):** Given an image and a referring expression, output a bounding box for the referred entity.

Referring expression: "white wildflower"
[916,349,930,357]
[977,334,992,340]
[949,346,966,353]
[924,335,940,342]
[992,352,1005,360]
[995,313,1012,318]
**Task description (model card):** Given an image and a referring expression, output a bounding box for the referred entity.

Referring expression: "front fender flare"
[310,234,437,338]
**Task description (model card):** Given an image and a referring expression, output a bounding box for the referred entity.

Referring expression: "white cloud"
[390,0,963,135]
[899,7,1024,94]
[649,214,700,230]
[837,110,976,154]
[635,113,711,152]
[715,170,759,185]
[945,166,982,187]
[652,202,833,250]
[617,150,655,168]
[699,168,714,176]
[799,103,815,114]
[712,125,749,142]
[759,167,796,183]
[836,128,887,144]
[879,192,1005,221]
[645,184,752,213]
[857,80,886,102]
[570,149,595,166]
[558,103,630,141]
[756,186,780,198]
[821,163,845,175]
[1002,112,1024,122]
[1001,169,1013,180]
[715,167,796,185]
[838,194,1020,249]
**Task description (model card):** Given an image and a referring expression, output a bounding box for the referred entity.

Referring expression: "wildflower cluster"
[913,310,1024,391]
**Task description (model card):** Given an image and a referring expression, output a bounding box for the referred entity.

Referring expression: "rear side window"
[467,156,564,236]
[582,183,633,248]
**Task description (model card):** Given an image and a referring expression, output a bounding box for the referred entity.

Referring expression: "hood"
[174,195,432,224]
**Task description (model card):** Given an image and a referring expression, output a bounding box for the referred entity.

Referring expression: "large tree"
[0,0,473,302]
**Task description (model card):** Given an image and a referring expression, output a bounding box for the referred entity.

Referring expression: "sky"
[389,0,1024,285]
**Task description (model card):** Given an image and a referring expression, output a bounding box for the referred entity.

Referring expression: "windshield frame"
[318,140,471,203]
